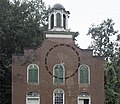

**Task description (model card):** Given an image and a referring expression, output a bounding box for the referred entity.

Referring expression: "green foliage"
[87,19,117,60]
[0,53,11,104]
[0,0,48,103]
[0,0,48,55]
[87,18,120,104]
[104,62,117,87]
[73,32,79,40]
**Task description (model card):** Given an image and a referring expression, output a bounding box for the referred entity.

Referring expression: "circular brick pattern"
[45,44,80,79]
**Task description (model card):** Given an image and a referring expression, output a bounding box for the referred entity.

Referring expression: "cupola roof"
[52,3,65,9]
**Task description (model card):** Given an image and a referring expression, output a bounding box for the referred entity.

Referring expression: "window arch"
[53,89,64,104]
[78,92,91,104]
[27,64,39,83]
[56,13,61,27]
[78,64,90,84]
[53,64,65,84]
[51,14,54,29]
[26,92,40,104]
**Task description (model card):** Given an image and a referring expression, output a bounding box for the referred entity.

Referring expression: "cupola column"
[48,14,51,30]
[54,12,56,27]
[66,15,68,30]
[61,12,64,28]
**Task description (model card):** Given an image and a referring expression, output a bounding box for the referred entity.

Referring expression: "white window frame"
[26,97,40,104]
[53,64,65,84]
[27,64,39,84]
[78,64,90,85]
[53,89,64,104]
[78,93,91,104]
[26,92,40,104]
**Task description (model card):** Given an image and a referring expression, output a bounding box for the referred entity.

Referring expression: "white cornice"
[46,34,72,38]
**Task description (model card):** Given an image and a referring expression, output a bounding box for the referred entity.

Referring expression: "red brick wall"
[12,38,104,104]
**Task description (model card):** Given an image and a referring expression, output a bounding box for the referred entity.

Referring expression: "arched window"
[78,64,90,84]
[56,13,61,27]
[78,92,91,104]
[63,14,66,29]
[51,14,54,29]
[27,64,39,83]
[53,64,64,84]
[26,92,40,104]
[53,89,64,104]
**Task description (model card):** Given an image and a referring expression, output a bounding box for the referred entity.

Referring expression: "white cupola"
[48,3,70,31]
[45,3,75,39]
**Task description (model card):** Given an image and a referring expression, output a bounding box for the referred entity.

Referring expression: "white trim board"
[46,34,72,38]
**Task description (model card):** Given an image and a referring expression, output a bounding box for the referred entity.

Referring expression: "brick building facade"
[12,3,104,104]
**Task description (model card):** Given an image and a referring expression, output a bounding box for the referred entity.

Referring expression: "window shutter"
[54,64,64,83]
[56,13,61,27]
[28,65,38,83]
[80,65,89,84]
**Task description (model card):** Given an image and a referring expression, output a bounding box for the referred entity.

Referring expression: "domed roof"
[52,3,65,9]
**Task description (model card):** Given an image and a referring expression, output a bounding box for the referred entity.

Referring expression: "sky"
[44,0,120,49]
